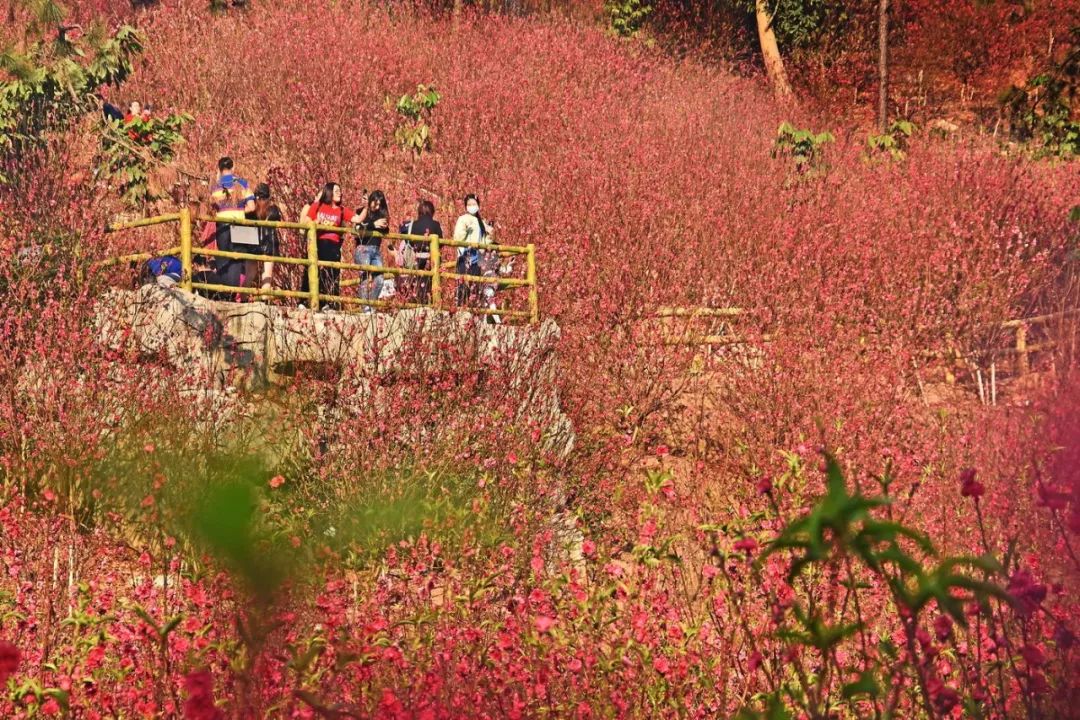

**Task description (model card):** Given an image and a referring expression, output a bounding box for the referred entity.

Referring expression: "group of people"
[154,156,505,317]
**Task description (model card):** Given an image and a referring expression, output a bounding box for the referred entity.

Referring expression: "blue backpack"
[147,255,182,280]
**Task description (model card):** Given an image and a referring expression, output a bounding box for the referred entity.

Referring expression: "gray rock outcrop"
[94,284,574,457]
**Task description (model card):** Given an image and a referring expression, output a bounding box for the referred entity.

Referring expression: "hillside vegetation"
[0,0,1077,717]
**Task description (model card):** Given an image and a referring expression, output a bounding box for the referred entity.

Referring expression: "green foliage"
[98,111,193,208]
[728,0,832,49]
[395,84,439,120]
[767,456,1008,619]
[0,19,144,173]
[190,473,294,604]
[393,83,439,155]
[1001,27,1080,157]
[606,0,653,38]
[866,119,915,161]
[741,455,1011,718]
[773,121,833,174]
[313,466,515,569]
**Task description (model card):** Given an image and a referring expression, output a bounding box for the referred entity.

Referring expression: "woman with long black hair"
[351,189,390,308]
[299,182,349,309]
[452,193,490,307]
[245,182,284,292]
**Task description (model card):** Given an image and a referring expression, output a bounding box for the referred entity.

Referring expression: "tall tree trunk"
[452,0,464,30]
[878,0,890,132]
[755,0,793,99]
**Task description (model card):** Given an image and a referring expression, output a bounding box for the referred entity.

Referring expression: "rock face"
[94,284,574,456]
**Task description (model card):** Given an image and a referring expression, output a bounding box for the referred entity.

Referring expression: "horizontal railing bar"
[194,216,530,253]
[997,342,1057,354]
[194,247,311,266]
[316,259,435,278]
[653,306,745,318]
[429,237,529,253]
[109,246,526,285]
[663,336,747,346]
[107,214,181,231]
[439,272,530,287]
[1000,308,1080,328]
[100,246,183,266]
[317,293,428,310]
[196,216,321,232]
[458,306,531,319]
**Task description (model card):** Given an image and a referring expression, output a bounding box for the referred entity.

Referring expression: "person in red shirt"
[299,182,350,309]
[123,100,141,124]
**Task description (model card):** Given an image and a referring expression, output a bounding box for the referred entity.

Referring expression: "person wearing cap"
[246,182,284,293]
[209,157,255,289]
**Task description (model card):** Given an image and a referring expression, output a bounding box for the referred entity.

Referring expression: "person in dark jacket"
[245,182,283,292]
[399,199,443,304]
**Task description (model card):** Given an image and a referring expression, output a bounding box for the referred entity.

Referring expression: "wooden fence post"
[307,225,320,311]
[1015,324,1029,376]
[430,235,441,310]
[526,244,538,324]
[179,207,193,292]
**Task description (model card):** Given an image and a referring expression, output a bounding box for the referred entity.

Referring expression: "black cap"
[254,182,271,199]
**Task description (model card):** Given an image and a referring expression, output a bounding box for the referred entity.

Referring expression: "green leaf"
[161,615,183,639]
[43,688,70,714]
[132,605,161,637]
[842,670,881,699]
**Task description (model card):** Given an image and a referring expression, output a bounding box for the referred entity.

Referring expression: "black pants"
[455,255,481,306]
[414,256,431,304]
[300,238,341,308]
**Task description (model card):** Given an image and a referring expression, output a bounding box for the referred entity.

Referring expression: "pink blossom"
[0,641,18,683]
[535,615,555,633]
[933,614,953,641]
[733,537,758,556]
[959,468,984,498]
[1019,644,1047,667]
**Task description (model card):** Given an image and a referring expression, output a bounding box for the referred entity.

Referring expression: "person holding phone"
[351,189,390,309]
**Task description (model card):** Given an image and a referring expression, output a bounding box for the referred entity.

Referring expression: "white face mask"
[466,204,479,216]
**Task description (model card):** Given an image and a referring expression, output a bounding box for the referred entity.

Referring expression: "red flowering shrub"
[0,1,1078,717]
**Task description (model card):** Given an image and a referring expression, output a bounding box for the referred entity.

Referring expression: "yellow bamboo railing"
[105,208,539,323]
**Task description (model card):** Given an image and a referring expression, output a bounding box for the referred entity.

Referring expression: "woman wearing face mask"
[452,193,489,307]
[351,189,390,308]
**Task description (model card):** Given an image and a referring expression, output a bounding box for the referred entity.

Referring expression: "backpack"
[398,221,418,269]
[147,255,182,280]
[400,242,418,269]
